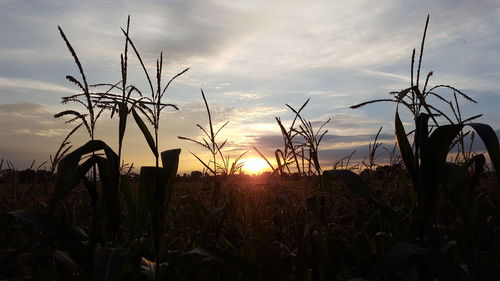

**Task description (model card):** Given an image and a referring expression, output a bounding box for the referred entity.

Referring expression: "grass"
[1,15,500,281]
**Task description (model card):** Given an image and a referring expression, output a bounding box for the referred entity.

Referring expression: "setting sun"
[242,158,269,174]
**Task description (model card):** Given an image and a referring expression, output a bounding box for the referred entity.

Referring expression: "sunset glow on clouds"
[1,0,499,172]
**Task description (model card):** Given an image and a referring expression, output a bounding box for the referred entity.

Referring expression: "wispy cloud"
[0,77,79,95]
[357,69,409,83]
[221,91,267,100]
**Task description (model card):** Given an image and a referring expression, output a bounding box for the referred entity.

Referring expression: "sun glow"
[242,158,269,174]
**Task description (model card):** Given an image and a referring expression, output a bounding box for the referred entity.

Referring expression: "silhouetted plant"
[360,127,386,180]
[254,98,329,178]
[178,89,247,205]
[331,15,500,280]
[22,17,185,281]
[286,99,330,176]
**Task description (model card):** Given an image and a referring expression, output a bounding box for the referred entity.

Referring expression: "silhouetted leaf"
[415,113,430,156]
[118,103,128,152]
[385,242,470,281]
[88,150,121,234]
[7,210,90,272]
[160,148,181,216]
[395,111,417,187]
[132,107,157,158]
[467,123,500,187]
[136,167,157,232]
[91,248,130,281]
[50,140,119,214]
[119,175,136,231]
[324,170,404,228]
[443,158,483,244]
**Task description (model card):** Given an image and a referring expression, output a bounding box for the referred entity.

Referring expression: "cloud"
[0,77,79,95]
[0,0,260,62]
[0,103,66,137]
[221,91,267,101]
[0,102,68,168]
[244,130,399,170]
[135,1,260,61]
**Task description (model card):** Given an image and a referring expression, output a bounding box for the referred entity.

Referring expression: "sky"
[1,0,500,173]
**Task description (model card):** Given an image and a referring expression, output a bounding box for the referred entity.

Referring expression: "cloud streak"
[0,77,79,95]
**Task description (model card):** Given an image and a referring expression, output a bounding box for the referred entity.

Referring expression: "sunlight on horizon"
[242,157,269,174]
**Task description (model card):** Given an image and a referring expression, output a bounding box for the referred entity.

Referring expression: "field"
[1,15,500,281]
[2,166,499,281]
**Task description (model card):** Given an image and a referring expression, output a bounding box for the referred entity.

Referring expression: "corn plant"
[178,89,229,177]
[5,17,186,281]
[274,99,308,176]
[286,99,330,177]
[351,15,500,238]
[351,15,483,162]
[115,19,187,281]
[64,17,186,280]
[178,89,247,205]
[332,150,356,170]
[52,26,122,269]
[329,15,500,279]
[360,127,384,172]
[254,98,329,178]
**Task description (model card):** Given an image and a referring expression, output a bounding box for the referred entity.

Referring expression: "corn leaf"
[419,124,463,228]
[95,156,121,233]
[181,247,253,277]
[119,175,136,231]
[118,103,128,151]
[324,170,404,228]
[132,108,158,158]
[8,210,90,272]
[415,113,430,156]
[385,242,470,281]
[443,157,484,244]
[160,149,181,215]
[91,248,130,281]
[136,167,157,232]
[467,123,500,187]
[424,123,500,189]
[395,111,417,187]
[50,140,119,214]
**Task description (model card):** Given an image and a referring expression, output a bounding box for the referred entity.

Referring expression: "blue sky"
[1,0,499,172]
